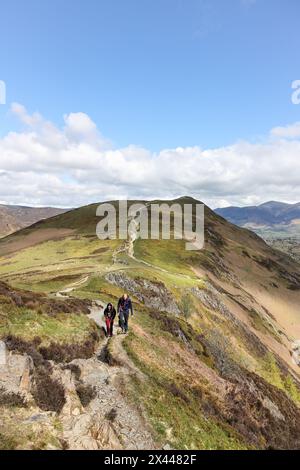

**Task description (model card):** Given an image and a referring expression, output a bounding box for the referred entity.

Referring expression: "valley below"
[264,237,300,264]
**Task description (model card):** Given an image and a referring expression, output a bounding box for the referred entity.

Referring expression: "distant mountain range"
[215,201,300,238]
[0,204,69,238]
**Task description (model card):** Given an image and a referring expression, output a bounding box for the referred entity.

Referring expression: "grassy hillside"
[1,197,300,449]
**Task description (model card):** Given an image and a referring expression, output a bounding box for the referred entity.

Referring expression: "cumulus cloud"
[0,102,299,209]
[271,122,300,139]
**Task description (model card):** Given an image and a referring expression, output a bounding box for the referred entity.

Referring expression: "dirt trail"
[55,275,90,297]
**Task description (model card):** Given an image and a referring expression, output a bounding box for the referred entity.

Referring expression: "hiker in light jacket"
[103,303,116,337]
[117,294,133,334]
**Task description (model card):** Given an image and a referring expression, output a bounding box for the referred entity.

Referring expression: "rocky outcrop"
[0,348,33,397]
[192,284,269,359]
[0,338,157,450]
[106,272,180,315]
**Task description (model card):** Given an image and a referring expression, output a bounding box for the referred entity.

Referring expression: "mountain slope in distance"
[215,201,300,230]
[215,201,300,261]
[0,204,70,238]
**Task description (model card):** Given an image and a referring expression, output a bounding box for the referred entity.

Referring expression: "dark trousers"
[105,318,114,337]
[119,310,130,332]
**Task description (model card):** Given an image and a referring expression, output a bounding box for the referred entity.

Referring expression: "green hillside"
[1,198,300,450]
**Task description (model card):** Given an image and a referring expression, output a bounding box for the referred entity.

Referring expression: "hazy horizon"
[1,197,300,212]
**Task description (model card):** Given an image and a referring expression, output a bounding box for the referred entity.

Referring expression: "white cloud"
[64,112,97,135]
[0,102,299,209]
[271,122,300,139]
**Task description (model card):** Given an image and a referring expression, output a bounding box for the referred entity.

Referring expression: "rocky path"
[53,280,156,450]
[59,305,156,450]
[63,344,155,449]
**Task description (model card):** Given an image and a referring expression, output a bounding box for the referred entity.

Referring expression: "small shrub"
[32,369,66,413]
[76,384,97,407]
[24,300,39,310]
[4,335,50,370]
[105,408,117,422]
[39,335,98,363]
[203,329,238,379]
[262,353,284,390]
[242,250,251,258]
[99,342,122,366]
[0,387,27,408]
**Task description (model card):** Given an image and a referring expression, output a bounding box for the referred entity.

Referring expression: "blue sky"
[0,0,300,207]
[1,0,299,149]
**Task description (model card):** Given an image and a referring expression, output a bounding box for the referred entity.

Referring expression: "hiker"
[117,294,133,334]
[103,303,116,337]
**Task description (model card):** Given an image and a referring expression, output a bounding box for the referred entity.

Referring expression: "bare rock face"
[106,272,180,315]
[0,350,33,395]
[63,412,122,450]
[52,366,82,418]
[92,419,122,449]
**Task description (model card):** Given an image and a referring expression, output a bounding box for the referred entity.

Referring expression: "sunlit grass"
[0,306,95,347]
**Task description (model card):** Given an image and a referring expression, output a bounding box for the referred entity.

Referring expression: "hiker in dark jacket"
[103,303,116,337]
[117,294,133,334]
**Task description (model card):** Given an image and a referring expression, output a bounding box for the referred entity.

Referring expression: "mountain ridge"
[215,200,300,227]
[1,197,300,449]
